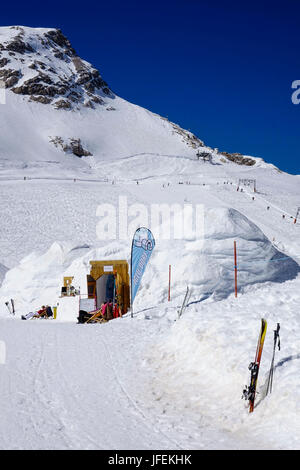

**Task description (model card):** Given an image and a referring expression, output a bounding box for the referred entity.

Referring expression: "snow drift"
[0,207,298,319]
[0,262,8,287]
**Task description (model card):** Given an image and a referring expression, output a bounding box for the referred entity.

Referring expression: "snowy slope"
[0,262,8,287]
[0,164,299,450]
[0,26,300,451]
[0,26,208,179]
[0,25,282,181]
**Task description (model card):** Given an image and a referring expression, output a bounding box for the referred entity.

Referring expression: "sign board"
[103,265,114,272]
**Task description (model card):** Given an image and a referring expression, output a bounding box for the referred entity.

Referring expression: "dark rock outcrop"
[67,138,92,157]
[5,37,34,54]
[219,151,256,166]
[44,29,76,56]
[0,26,113,110]
[49,136,92,157]
[29,95,52,104]
[0,57,9,67]
[0,68,21,88]
[54,99,71,110]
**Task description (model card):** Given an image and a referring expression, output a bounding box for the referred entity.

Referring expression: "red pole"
[234,241,238,298]
[168,265,171,301]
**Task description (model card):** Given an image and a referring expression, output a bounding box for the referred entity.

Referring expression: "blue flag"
[130,227,155,305]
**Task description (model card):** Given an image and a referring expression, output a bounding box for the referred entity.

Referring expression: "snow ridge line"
[215,254,300,269]
[97,152,196,163]
[100,335,183,450]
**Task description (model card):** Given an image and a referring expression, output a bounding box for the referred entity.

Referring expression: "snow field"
[0,137,299,449]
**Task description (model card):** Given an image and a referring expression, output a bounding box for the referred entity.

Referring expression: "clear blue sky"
[2,0,300,174]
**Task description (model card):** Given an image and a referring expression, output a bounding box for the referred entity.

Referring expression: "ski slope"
[0,155,300,450]
[0,315,263,450]
[0,25,300,450]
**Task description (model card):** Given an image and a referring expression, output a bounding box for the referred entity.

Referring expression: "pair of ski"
[242,319,280,413]
[5,299,15,315]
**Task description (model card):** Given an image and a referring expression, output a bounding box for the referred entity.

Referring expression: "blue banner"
[130,227,155,305]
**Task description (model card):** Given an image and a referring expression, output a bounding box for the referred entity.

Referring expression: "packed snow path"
[0,317,179,450]
[0,314,272,450]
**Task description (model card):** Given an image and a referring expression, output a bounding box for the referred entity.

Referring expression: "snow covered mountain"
[0,25,208,177]
[0,25,276,179]
[0,26,111,108]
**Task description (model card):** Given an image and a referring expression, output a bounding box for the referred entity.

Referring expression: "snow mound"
[0,263,8,287]
[0,241,126,318]
[137,207,299,307]
[0,207,298,319]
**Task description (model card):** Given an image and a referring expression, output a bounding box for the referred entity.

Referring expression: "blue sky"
[1,0,300,174]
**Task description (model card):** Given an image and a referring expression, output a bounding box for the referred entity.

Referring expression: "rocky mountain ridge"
[0,26,272,172]
[0,26,112,110]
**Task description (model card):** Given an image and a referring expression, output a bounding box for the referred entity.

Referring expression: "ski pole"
[168,265,171,302]
[266,323,280,395]
[5,301,12,315]
[234,241,238,298]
